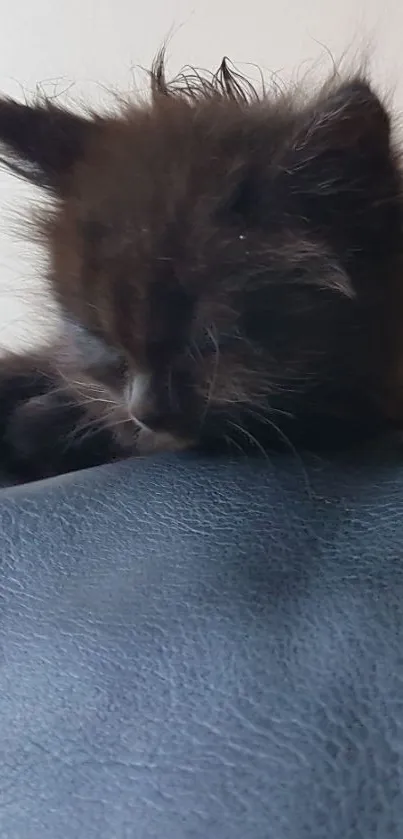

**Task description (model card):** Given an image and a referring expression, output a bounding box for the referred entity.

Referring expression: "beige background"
[0,0,402,351]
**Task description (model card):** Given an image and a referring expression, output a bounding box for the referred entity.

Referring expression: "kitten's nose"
[126,372,182,433]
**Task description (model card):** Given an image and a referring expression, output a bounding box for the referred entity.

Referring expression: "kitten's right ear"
[0,98,94,190]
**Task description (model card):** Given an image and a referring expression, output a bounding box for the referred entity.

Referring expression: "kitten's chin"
[136,428,190,455]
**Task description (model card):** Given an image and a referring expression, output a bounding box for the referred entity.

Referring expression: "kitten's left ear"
[289,79,395,201]
[299,79,390,152]
[0,98,94,190]
[282,78,401,254]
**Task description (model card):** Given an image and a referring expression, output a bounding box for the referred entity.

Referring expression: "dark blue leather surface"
[0,448,402,838]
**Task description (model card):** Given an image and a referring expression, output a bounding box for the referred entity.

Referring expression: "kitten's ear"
[0,98,93,190]
[282,78,402,258]
[288,79,395,209]
[298,79,390,154]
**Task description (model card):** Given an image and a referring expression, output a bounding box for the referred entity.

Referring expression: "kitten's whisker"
[127,409,149,432]
[68,378,105,391]
[227,419,271,461]
[66,402,121,444]
[104,415,136,432]
[223,433,247,456]
[54,371,119,411]
[244,406,296,449]
[64,415,104,447]
[266,404,294,420]
[56,368,118,402]
[76,393,119,408]
[189,340,202,363]
[39,383,76,400]
[246,404,295,425]
[200,324,220,427]
[244,406,312,497]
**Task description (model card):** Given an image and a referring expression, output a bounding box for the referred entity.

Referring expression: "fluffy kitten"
[0,57,402,481]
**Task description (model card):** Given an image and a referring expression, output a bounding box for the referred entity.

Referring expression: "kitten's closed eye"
[60,320,129,391]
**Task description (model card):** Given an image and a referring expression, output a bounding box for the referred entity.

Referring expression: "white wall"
[0,0,402,349]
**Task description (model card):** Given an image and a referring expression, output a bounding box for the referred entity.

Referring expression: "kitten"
[0,56,402,481]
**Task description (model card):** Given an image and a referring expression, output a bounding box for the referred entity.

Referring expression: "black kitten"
[0,57,402,481]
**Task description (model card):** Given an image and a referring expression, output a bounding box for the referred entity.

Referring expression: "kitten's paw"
[3,394,71,479]
[4,395,63,477]
[3,391,122,481]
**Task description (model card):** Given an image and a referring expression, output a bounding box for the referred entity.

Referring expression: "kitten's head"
[0,58,401,452]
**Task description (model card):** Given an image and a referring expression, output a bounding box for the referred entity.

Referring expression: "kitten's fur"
[0,56,402,480]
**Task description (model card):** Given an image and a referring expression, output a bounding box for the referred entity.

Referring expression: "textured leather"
[0,447,403,838]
